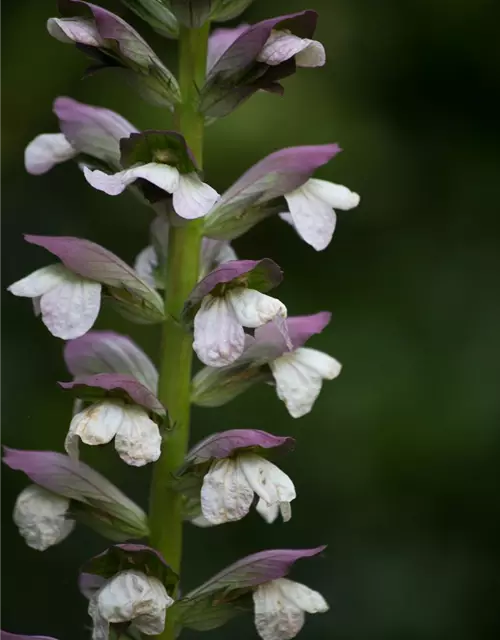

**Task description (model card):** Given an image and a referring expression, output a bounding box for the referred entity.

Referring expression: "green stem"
[148,22,209,639]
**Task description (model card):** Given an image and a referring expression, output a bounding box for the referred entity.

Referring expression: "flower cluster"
[4,2,360,640]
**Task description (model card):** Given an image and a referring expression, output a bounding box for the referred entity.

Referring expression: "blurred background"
[2,0,500,638]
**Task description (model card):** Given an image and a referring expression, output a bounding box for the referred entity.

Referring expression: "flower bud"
[13,485,75,551]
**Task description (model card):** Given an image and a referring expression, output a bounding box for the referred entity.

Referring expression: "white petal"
[83,163,179,197]
[284,185,337,252]
[227,288,287,329]
[47,17,104,46]
[65,399,124,459]
[193,294,245,367]
[24,133,76,175]
[173,173,219,220]
[200,239,238,278]
[114,405,162,467]
[40,277,102,339]
[94,570,172,632]
[277,578,329,614]
[257,30,325,68]
[294,40,326,67]
[200,458,254,525]
[8,263,71,298]
[13,485,75,551]
[304,178,361,210]
[255,498,280,524]
[253,581,305,640]
[238,453,296,510]
[133,245,158,289]
[270,353,323,419]
[292,347,342,380]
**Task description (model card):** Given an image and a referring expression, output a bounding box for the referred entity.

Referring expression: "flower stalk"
[148,22,210,626]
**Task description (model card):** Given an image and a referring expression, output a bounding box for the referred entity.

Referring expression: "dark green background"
[2,0,500,638]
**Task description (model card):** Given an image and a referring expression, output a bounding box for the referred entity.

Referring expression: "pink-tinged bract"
[184,429,294,466]
[64,331,158,393]
[59,373,165,416]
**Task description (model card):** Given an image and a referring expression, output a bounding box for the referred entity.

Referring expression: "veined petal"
[277,578,329,614]
[8,263,71,298]
[292,347,342,380]
[270,352,323,419]
[47,17,104,46]
[13,484,75,551]
[270,347,341,418]
[173,173,219,220]
[200,458,254,524]
[24,133,77,175]
[83,163,179,196]
[257,30,325,68]
[114,405,162,467]
[226,288,287,329]
[284,185,336,252]
[253,581,305,640]
[193,294,245,367]
[238,453,296,509]
[65,399,125,459]
[40,277,102,339]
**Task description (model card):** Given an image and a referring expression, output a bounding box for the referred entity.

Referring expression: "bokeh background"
[2,0,500,638]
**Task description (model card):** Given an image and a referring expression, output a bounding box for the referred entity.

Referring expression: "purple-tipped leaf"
[24,235,165,324]
[182,258,283,326]
[64,331,158,393]
[81,543,178,593]
[184,429,294,468]
[183,547,326,601]
[3,448,149,537]
[59,373,165,416]
[53,96,137,169]
[204,145,341,238]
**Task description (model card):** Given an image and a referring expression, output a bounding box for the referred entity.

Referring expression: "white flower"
[89,570,173,640]
[24,133,77,175]
[253,578,328,640]
[83,164,219,220]
[13,484,75,551]
[65,399,161,467]
[201,453,296,525]
[8,263,102,339]
[281,178,360,251]
[257,29,326,68]
[271,347,342,418]
[133,245,159,288]
[193,288,287,367]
